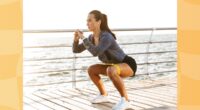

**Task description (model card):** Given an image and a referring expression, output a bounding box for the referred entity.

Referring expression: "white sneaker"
[91,94,109,104]
[112,97,130,110]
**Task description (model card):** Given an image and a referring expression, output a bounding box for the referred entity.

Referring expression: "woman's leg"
[87,64,110,96]
[107,63,134,101]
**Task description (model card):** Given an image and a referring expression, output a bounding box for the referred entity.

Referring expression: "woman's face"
[87,14,101,31]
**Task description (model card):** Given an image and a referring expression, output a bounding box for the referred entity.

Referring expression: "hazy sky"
[23,0,177,30]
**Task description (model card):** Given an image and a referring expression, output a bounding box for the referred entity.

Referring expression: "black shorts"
[122,55,137,77]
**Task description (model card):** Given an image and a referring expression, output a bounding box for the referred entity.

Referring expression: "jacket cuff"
[82,38,90,49]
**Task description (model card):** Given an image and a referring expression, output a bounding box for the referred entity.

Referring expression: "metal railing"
[23,27,177,87]
[24,27,176,33]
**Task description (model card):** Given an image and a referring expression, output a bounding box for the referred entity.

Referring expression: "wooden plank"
[72,88,145,110]
[68,89,114,109]
[129,90,176,103]
[108,83,174,94]
[144,87,176,95]
[142,87,176,97]
[87,87,171,108]
[87,85,176,107]
[24,95,55,110]
[86,87,163,107]
[104,84,176,104]
[157,86,177,94]
[106,83,175,99]
[167,85,177,88]
[57,89,111,110]
[33,92,71,110]
[142,88,176,97]
[45,90,100,110]
[39,92,86,110]
[155,85,177,91]
[130,85,175,97]
[168,84,177,87]
[81,88,153,109]
[143,106,176,110]
[109,85,176,103]
[134,90,177,103]
[24,105,37,110]
[24,102,38,110]
[55,90,108,110]
[127,91,176,107]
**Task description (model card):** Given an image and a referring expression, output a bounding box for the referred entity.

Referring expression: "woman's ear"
[98,20,101,25]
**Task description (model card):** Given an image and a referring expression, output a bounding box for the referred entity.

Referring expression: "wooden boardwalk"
[24,76,177,110]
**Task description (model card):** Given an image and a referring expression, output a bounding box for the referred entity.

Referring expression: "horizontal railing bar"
[24,70,177,87]
[24,45,71,48]
[127,50,176,56]
[25,69,71,74]
[24,40,177,48]
[24,50,176,61]
[24,60,176,74]
[142,70,177,75]
[23,27,177,33]
[138,60,177,65]
[120,41,177,45]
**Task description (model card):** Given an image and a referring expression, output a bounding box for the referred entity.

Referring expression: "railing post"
[72,53,76,88]
[146,28,155,76]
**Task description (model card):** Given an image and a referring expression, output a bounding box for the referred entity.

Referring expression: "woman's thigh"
[114,63,134,78]
[88,64,110,76]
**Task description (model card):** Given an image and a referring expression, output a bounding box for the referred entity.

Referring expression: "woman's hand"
[73,30,80,42]
[76,29,85,39]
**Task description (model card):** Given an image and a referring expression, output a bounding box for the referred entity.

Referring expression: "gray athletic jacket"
[72,31,126,63]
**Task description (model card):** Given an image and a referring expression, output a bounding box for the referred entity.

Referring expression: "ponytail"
[100,14,116,39]
[89,10,116,40]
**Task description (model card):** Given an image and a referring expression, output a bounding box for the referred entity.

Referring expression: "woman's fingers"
[76,29,83,34]
[73,31,80,42]
[74,32,78,36]
[74,29,83,40]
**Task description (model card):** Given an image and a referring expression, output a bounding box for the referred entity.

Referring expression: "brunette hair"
[89,10,116,40]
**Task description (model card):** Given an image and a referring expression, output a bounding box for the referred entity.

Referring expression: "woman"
[72,10,137,110]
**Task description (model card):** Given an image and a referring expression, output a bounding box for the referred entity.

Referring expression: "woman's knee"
[87,64,97,76]
[106,66,118,79]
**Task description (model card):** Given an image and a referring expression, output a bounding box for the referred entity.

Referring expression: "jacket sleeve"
[82,33,113,56]
[72,40,86,53]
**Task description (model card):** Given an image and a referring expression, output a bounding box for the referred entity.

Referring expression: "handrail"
[24,50,176,61]
[23,27,177,33]
[24,40,177,48]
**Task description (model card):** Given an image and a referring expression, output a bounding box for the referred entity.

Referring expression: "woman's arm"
[72,41,86,53]
[82,34,113,56]
[72,30,86,53]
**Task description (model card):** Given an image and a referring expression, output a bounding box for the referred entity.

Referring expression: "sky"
[23,0,177,30]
